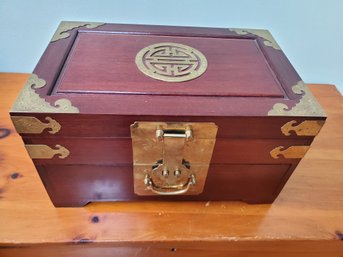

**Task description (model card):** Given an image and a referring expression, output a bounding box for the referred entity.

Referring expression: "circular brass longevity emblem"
[135,42,208,82]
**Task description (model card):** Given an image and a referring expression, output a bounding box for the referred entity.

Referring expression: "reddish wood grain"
[56,33,284,97]
[17,23,313,116]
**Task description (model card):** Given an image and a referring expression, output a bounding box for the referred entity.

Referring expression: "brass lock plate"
[131,122,218,196]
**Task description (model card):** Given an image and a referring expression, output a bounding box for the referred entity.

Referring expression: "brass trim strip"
[270,145,310,159]
[281,120,325,136]
[11,116,61,134]
[51,21,105,42]
[268,81,326,117]
[25,144,70,159]
[229,28,281,50]
[11,74,79,113]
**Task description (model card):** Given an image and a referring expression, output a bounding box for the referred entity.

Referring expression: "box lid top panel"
[11,22,325,118]
[55,32,284,98]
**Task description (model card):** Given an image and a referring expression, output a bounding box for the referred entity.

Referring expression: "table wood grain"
[0,73,342,256]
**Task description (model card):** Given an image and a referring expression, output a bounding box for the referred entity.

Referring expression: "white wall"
[1,0,342,92]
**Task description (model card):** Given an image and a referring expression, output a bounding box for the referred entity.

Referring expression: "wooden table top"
[0,73,342,257]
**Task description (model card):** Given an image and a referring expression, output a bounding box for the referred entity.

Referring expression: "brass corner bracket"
[11,74,79,113]
[270,145,310,159]
[229,28,281,50]
[25,144,70,159]
[51,21,105,42]
[268,81,326,117]
[281,120,325,136]
[11,116,61,134]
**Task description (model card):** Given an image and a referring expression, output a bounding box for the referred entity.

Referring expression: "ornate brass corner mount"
[270,145,310,159]
[25,144,70,159]
[11,116,61,134]
[268,81,326,117]
[281,120,325,136]
[229,28,281,50]
[51,21,105,42]
[11,74,79,113]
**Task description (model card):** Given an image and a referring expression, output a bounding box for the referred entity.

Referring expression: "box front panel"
[12,113,324,206]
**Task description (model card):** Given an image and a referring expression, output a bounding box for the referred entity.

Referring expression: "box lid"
[11,21,325,117]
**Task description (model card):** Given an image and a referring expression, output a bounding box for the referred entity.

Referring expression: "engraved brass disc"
[135,42,208,82]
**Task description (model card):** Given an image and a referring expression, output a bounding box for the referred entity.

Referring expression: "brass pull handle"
[144,174,196,195]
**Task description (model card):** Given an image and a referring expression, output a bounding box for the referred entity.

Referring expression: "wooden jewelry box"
[10,21,325,207]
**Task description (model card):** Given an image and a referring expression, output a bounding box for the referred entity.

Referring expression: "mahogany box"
[10,21,326,207]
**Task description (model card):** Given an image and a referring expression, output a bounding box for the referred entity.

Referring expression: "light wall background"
[1,0,342,92]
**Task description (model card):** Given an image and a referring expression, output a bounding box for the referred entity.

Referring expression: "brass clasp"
[131,122,217,196]
[147,126,195,195]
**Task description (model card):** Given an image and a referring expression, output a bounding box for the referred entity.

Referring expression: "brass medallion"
[135,42,208,82]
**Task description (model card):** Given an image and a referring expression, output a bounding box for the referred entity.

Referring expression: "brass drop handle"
[144,173,196,195]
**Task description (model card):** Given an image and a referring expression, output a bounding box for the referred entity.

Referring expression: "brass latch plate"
[131,122,218,196]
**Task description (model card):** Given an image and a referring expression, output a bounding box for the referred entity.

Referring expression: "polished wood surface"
[1,73,343,256]
[23,23,306,116]
[57,33,283,97]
